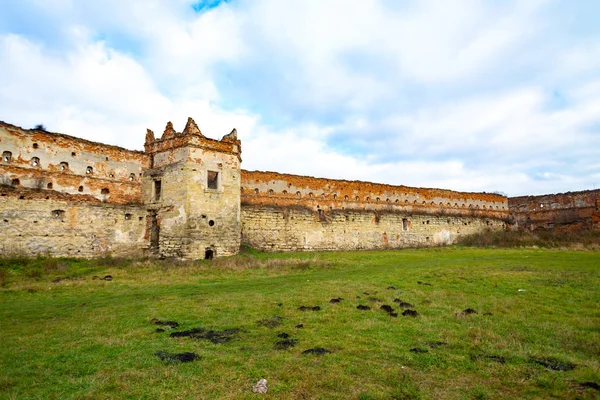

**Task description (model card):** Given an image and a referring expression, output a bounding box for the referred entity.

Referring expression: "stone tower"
[143,118,242,259]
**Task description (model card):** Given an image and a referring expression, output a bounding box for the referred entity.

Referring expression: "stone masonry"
[0,118,594,259]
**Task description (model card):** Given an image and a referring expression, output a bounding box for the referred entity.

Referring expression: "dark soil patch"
[298,306,321,311]
[155,328,165,333]
[388,312,398,317]
[295,324,304,329]
[152,319,179,328]
[387,286,397,290]
[93,275,113,281]
[274,339,299,350]
[471,354,506,364]
[410,348,428,353]
[530,356,576,371]
[357,305,371,311]
[52,277,70,283]
[402,309,419,317]
[427,341,447,349]
[463,308,477,315]
[155,351,199,364]
[483,312,493,316]
[380,305,394,313]
[170,327,240,344]
[302,348,330,355]
[417,281,432,286]
[329,298,344,304]
[277,332,290,339]
[277,303,283,307]
[397,301,414,309]
[580,382,600,391]
[257,316,284,328]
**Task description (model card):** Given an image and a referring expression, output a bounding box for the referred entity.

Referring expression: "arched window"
[31,157,40,167]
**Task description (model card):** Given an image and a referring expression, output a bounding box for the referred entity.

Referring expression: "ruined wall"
[240,170,509,251]
[143,119,241,259]
[0,121,148,205]
[0,187,147,257]
[509,189,600,231]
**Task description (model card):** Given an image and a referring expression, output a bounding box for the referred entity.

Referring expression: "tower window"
[86,166,93,174]
[154,180,162,201]
[31,157,40,167]
[402,218,408,231]
[207,171,219,189]
[2,151,12,163]
[60,162,69,171]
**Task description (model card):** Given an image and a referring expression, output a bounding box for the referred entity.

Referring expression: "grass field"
[0,247,599,399]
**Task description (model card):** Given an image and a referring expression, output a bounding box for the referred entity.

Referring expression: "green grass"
[0,247,599,399]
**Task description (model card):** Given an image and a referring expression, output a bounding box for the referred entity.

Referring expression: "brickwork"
[3,117,594,259]
[509,189,600,231]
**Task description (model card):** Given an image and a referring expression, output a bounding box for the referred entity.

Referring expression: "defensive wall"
[509,189,600,231]
[0,118,595,258]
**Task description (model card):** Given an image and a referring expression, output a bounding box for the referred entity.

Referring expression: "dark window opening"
[52,210,65,218]
[33,143,39,149]
[86,166,93,174]
[150,212,159,249]
[101,188,109,195]
[2,151,12,163]
[125,213,132,220]
[31,157,40,167]
[207,171,219,189]
[296,191,301,197]
[268,189,274,195]
[19,195,24,199]
[60,162,69,171]
[11,178,20,186]
[47,182,53,189]
[129,173,135,181]
[78,186,83,192]
[208,220,215,227]
[426,220,430,224]
[205,248,215,260]
[109,173,114,178]
[154,180,162,201]
[402,218,408,231]
[71,152,76,157]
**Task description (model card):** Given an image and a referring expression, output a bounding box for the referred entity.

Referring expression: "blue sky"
[1,0,599,196]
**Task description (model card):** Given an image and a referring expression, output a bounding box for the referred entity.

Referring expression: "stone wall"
[0,121,149,205]
[242,205,506,252]
[509,189,600,231]
[0,187,147,257]
[240,170,509,251]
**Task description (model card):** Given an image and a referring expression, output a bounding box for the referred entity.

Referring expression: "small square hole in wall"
[207,171,219,189]
[125,213,132,220]
[154,180,161,201]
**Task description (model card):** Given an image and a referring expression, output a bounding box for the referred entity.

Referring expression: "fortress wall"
[241,205,506,252]
[509,189,600,231]
[240,170,509,251]
[0,121,149,205]
[0,187,147,257]
[241,170,509,217]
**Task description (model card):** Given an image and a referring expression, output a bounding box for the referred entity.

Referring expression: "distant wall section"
[509,189,600,231]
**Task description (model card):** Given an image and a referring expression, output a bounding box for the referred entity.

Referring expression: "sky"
[1,0,599,196]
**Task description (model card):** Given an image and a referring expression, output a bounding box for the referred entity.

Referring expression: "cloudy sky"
[1,0,599,196]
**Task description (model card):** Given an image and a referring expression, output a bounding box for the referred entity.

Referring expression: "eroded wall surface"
[0,121,148,205]
[240,170,509,251]
[0,188,147,257]
[509,190,600,231]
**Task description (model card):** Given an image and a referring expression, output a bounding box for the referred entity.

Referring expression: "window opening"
[47,182,53,189]
[154,180,161,201]
[11,178,20,186]
[86,166,93,174]
[2,151,12,163]
[205,248,215,260]
[60,162,69,171]
[78,186,83,192]
[208,220,215,227]
[129,173,135,181]
[207,171,219,189]
[31,157,40,167]
[101,188,109,195]
[33,143,39,149]
[402,218,408,231]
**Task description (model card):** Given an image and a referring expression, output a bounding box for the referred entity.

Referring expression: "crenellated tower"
[143,117,242,259]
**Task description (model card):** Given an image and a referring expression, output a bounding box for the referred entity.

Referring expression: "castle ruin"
[0,118,597,259]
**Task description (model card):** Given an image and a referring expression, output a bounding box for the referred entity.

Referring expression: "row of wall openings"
[1,151,137,181]
[248,186,505,209]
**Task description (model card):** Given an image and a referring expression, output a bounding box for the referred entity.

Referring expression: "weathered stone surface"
[3,117,593,259]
